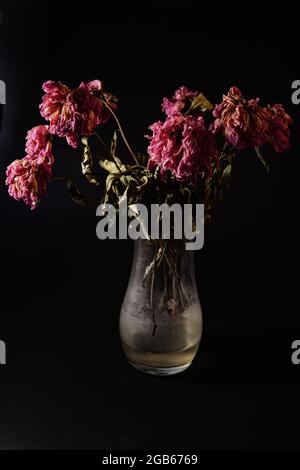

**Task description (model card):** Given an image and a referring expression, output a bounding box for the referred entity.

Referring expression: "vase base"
[128,360,192,376]
[121,341,200,373]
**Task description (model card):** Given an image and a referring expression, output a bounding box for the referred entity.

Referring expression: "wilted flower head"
[162,86,199,116]
[6,155,53,209]
[39,80,117,148]
[25,124,52,163]
[265,103,293,153]
[211,86,269,149]
[147,113,218,186]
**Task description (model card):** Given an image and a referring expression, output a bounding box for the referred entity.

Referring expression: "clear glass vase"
[120,239,203,376]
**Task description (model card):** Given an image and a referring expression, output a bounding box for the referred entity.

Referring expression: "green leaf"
[67,179,91,206]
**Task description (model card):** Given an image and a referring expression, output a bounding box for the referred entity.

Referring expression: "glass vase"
[120,239,203,376]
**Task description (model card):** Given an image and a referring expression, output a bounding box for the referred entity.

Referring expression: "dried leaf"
[189,93,214,113]
[111,130,118,158]
[120,174,132,187]
[81,137,99,185]
[135,153,149,166]
[99,159,121,174]
[142,246,163,284]
[81,136,89,147]
[255,147,269,172]
[136,175,149,190]
[105,174,115,193]
[67,179,91,206]
[222,164,232,183]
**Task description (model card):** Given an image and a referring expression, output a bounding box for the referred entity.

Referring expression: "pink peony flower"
[265,104,293,153]
[39,80,117,148]
[25,125,52,163]
[162,86,199,116]
[39,80,70,122]
[147,113,218,185]
[6,155,54,209]
[211,86,269,150]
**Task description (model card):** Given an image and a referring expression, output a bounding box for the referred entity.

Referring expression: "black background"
[0,0,299,450]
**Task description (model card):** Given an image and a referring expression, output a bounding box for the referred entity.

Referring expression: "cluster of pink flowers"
[6,125,54,209]
[147,87,218,185]
[40,79,116,148]
[5,81,293,209]
[6,79,116,208]
[148,86,293,187]
[211,86,292,153]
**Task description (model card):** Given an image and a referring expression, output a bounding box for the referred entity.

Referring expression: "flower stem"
[93,130,111,157]
[93,130,122,172]
[102,99,139,165]
[150,242,159,336]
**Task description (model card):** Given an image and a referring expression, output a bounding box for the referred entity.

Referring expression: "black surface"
[0,0,299,450]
